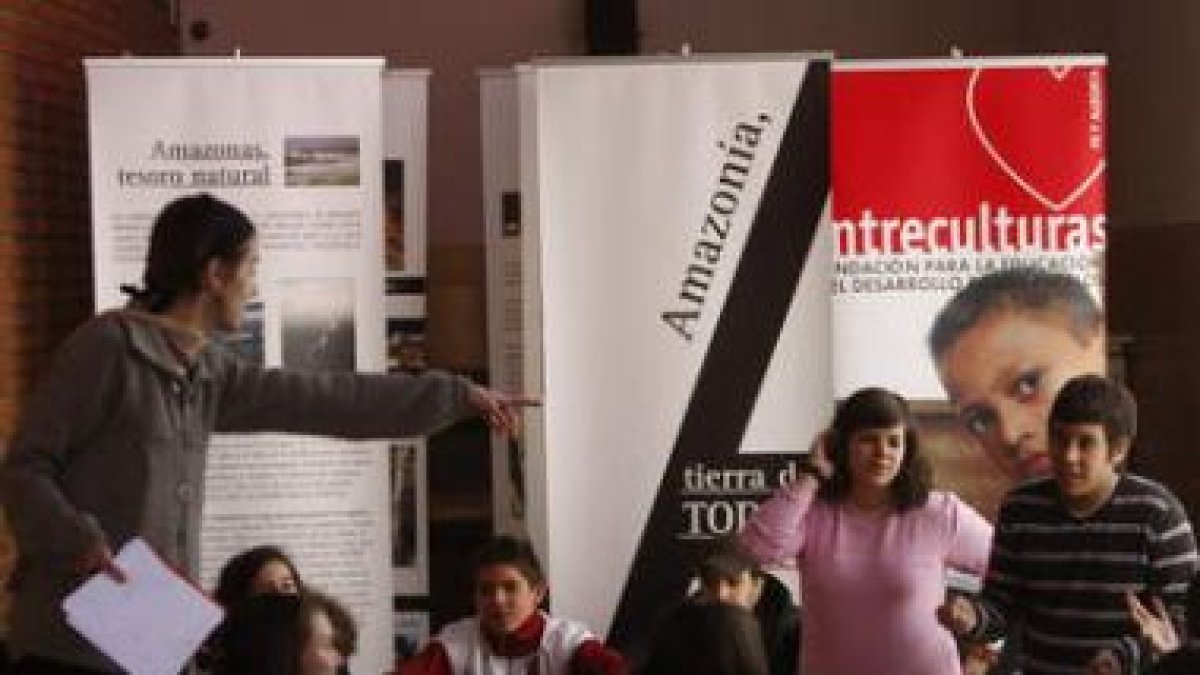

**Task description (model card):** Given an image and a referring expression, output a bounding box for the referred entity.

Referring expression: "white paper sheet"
[63,538,224,675]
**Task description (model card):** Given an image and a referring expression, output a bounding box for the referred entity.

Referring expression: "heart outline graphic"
[966,67,1106,213]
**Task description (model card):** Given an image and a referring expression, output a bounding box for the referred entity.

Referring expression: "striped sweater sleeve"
[972,476,1198,672]
[972,492,1025,643]
[1116,477,1198,672]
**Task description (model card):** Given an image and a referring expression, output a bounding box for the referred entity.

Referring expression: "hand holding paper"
[62,538,223,675]
[75,540,127,583]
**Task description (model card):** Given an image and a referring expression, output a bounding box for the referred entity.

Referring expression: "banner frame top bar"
[478,67,516,78]
[84,56,386,69]
[524,51,835,69]
[834,54,1106,71]
[383,68,431,81]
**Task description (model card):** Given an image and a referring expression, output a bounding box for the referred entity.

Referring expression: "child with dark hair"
[215,544,303,608]
[204,545,359,675]
[0,193,531,673]
[640,601,770,675]
[939,374,1198,674]
[740,387,992,675]
[692,538,800,675]
[214,591,348,675]
[397,535,626,675]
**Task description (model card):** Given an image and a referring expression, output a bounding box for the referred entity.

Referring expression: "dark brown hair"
[214,593,318,675]
[642,601,771,675]
[214,544,303,609]
[695,536,761,588]
[122,193,256,312]
[1049,374,1137,446]
[818,387,932,511]
[474,535,545,586]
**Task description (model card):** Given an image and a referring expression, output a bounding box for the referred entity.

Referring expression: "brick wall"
[0,0,178,636]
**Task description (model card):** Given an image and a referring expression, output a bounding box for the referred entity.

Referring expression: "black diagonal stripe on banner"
[607,61,830,650]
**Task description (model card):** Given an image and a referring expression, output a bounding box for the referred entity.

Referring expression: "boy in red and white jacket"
[397,535,626,675]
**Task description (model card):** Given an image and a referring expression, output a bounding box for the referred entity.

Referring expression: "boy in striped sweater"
[939,374,1198,674]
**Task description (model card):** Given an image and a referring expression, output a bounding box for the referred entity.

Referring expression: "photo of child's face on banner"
[831,60,1108,519]
[918,268,1106,518]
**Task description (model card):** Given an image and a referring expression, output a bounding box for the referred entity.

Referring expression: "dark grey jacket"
[1,310,476,670]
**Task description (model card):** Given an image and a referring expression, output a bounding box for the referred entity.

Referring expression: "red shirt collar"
[486,611,546,657]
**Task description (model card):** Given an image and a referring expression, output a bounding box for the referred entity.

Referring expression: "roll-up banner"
[86,57,394,674]
[518,56,833,645]
[382,69,434,658]
[480,69,529,538]
[515,53,1107,647]
[831,56,1107,520]
[382,69,432,603]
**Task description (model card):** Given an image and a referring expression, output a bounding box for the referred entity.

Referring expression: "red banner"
[831,58,1108,518]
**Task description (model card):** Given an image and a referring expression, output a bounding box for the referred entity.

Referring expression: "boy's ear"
[1109,437,1132,465]
[200,257,226,292]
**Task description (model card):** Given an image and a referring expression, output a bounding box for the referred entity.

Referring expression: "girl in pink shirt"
[740,387,993,675]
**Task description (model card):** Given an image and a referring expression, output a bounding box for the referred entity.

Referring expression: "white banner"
[518,56,831,645]
[383,70,430,279]
[86,57,392,675]
[382,70,432,601]
[480,69,529,538]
